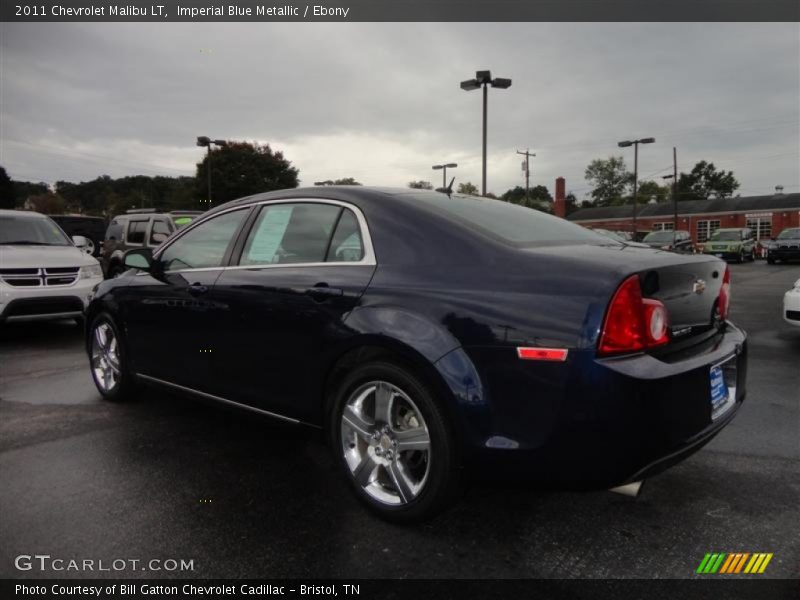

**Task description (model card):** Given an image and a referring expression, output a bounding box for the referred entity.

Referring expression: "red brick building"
[563,191,800,244]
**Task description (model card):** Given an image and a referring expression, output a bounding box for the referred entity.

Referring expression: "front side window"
[239,203,343,265]
[159,209,247,271]
[126,220,148,245]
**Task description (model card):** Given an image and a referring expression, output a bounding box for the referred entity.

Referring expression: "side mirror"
[72,235,92,254]
[151,232,168,244]
[124,248,154,271]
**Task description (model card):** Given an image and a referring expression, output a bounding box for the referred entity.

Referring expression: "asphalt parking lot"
[1,261,798,580]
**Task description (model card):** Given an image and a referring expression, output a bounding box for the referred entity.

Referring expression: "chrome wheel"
[91,322,121,393]
[341,381,431,505]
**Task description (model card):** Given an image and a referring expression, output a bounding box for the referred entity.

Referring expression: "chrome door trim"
[152,198,377,274]
[136,373,306,426]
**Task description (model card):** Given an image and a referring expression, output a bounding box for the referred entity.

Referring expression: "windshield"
[409,193,611,246]
[593,229,627,243]
[643,231,676,243]
[172,216,195,229]
[709,230,741,241]
[777,228,800,240]
[0,214,72,246]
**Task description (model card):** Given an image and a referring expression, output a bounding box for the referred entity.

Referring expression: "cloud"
[1,22,797,197]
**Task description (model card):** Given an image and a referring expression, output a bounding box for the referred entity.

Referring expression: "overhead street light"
[432,163,458,188]
[617,137,655,235]
[196,136,228,209]
[461,69,512,196]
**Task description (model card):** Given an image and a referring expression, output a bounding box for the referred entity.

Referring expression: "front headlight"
[80,264,103,279]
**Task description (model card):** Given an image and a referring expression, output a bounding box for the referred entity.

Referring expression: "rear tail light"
[598,274,670,356]
[717,266,731,320]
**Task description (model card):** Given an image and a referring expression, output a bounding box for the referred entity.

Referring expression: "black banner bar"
[2,579,797,600]
[2,0,800,23]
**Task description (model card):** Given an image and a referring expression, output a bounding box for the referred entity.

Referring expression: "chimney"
[554,177,566,218]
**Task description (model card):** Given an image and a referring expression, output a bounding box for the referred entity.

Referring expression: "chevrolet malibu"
[85,187,747,522]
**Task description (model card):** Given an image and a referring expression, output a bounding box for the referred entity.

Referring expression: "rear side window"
[240,203,342,265]
[150,219,171,244]
[326,209,364,262]
[105,220,123,241]
[126,220,148,245]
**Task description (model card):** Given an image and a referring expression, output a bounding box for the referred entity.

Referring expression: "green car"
[702,227,756,263]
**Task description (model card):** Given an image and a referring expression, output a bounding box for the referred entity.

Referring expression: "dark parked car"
[50,214,107,257]
[85,187,747,522]
[642,229,694,253]
[101,209,201,277]
[767,227,800,264]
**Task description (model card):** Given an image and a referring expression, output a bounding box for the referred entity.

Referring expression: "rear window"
[408,193,607,246]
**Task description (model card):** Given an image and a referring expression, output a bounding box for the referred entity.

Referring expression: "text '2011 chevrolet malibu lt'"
[85,187,747,522]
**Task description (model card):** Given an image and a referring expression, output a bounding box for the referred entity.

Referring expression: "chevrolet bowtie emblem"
[693,279,707,294]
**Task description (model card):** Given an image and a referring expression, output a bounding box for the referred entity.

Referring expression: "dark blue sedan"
[85,187,747,522]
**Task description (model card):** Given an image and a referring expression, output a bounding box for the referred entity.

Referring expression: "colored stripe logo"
[696,552,773,574]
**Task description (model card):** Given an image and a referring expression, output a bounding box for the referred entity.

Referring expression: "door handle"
[305,283,343,300]
[188,283,209,295]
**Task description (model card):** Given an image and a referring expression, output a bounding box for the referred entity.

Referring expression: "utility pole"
[672,147,678,244]
[516,149,536,202]
[662,147,679,246]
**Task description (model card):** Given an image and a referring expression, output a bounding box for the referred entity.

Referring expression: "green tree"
[0,166,14,209]
[12,179,49,208]
[501,185,552,207]
[636,180,671,204]
[584,156,634,206]
[457,181,479,195]
[196,141,299,206]
[315,177,362,186]
[408,180,433,190]
[676,161,740,201]
[25,192,66,214]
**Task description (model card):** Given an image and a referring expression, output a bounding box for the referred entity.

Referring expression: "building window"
[653,222,674,231]
[746,217,772,240]
[697,220,721,243]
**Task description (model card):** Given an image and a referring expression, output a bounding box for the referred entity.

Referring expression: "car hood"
[0,245,99,268]
[706,240,741,247]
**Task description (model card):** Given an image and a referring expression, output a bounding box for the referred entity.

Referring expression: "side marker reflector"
[517,347,568,362]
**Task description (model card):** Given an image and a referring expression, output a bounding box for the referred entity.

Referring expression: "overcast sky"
[1,22,798,199]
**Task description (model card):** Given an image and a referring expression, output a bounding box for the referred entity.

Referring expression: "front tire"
[329,361,461,523]
[88,313,138,402]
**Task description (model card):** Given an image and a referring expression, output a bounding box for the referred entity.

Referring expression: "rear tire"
[88,313,138,402]
[328,360,461,523]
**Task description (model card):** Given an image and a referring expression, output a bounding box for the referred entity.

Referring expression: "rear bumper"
[463,323,747,488]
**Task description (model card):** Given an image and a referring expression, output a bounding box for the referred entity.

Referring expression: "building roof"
[567,192,800,222]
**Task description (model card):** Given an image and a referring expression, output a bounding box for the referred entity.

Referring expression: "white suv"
[0,209,104,324]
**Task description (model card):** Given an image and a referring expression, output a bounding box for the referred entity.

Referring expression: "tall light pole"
[461,70,511,196]
[196,136,228,208]
[617,137,655,237]
[432,163,458,188]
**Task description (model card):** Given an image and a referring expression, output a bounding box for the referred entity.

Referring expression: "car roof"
[0,209,49,218]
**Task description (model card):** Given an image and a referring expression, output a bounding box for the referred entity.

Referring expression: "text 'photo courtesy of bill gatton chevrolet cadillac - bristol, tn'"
[82,186,747,522]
